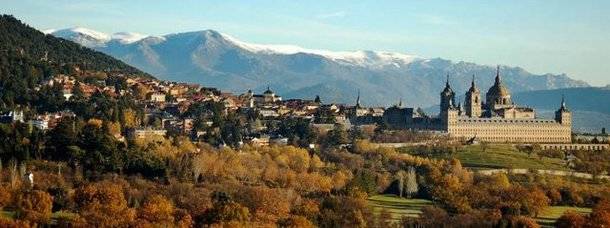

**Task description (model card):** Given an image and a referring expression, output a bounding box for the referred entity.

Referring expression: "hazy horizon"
[3,0,609,86]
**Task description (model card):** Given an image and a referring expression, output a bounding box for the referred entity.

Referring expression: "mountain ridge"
[48,27,590,107]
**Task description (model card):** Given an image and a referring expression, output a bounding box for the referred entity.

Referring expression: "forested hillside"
[0,15,148,110]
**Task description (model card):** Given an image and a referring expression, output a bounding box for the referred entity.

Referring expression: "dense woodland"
[0,15,147,111]
[1,14,610,227]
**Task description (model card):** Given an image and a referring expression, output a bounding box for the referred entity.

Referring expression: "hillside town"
[3,69,608,151]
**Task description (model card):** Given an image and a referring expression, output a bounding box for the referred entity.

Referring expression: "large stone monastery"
[383,67,572,143]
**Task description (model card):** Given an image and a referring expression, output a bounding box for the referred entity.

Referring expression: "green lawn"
[0,210,78,222]
[367,196,591,227]
[536,206,591,227]
[0,210,15,219]
[368,194,433,221]
[421,144,569,171]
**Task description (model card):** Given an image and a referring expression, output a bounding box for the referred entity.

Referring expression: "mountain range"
[46,27,589,108]
[512,86,610,132]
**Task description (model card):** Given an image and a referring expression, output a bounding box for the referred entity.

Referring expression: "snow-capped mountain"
[221,33,419,68]
[110,32,148,44]
[44,27,111,47]
[48,27,589,107]
[44,28,149,47]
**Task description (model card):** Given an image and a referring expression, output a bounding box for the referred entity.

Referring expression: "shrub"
[0,185,12,209]
[556,210,586,228]
[15,190,53,225]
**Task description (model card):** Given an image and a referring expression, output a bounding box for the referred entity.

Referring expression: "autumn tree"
[319,195,372,228]
[137,194,175,226]
[15,190,53,225]
[236,186,292,223]
[0,217,31,228]
[331,169,351,191]
[279,215,315,228]
[556,210,586,228]
[396,170,405,198]
[121,108,138,129]
[74,182,136,227]
[588,200,610,227]
[0,185,11,209]
[202,192,250,225]
[405,166,419,198]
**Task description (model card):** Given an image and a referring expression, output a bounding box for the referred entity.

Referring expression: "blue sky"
[3,0,610,86]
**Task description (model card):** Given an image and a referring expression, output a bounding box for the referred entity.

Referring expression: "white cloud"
[316,11,347,19]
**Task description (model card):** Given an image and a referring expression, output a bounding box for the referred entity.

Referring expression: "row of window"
[457,119,557,123]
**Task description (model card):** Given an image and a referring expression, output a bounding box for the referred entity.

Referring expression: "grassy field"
[411,144,569,171]
[367,195,591,227]
[0,210,15,219]
[0,210,78,222]
[367,194,433,221]
[536,206,591,227]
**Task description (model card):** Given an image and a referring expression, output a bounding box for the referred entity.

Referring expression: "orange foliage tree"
[137,194,175,226]
[556,210,586,228]
[74,182,136,227]
[15,190,53,225]
[0,185,11,209]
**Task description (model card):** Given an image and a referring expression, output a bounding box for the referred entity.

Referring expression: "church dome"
[485,66,513,107]
[486,81,510,97]
[486,67,511,97]
[263,86,274,95]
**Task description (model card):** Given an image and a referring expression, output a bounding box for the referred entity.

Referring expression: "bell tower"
[440,75,456,113]
[465,75,482,118]
[555,95,571,126]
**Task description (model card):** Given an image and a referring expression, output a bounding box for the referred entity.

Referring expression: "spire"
[442,74,454,94]
[264,85,273,94]
[558,94,569,112]
[471,74,476,88]
[468,74,479,93]
[398,98,403,107]
[356,89,361,107]
[495,65,501,84]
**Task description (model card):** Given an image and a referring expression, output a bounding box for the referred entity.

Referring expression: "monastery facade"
[383,67,572,143]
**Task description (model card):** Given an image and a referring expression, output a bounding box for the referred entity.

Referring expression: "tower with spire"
[352,89,369,117]
[440,74,456,113]
[465,74,482,117]
[439,75,459,126]
[555,95,571,126]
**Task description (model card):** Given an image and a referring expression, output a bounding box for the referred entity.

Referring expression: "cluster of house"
[1,71,608,150]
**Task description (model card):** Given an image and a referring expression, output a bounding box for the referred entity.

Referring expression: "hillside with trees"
[0,15,149,111]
